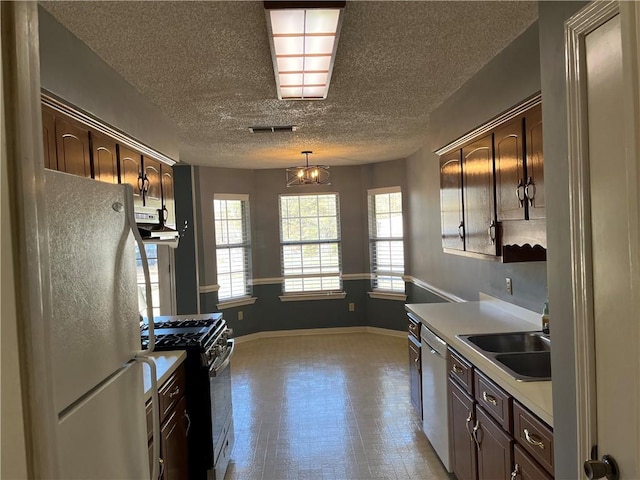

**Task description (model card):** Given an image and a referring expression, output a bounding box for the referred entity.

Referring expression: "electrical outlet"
[238,310,244,321]
[506,277,513,295]
[349,303,355,312]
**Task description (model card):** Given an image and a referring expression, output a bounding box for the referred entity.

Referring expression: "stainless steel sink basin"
[494,352,551,381]
[456,331,551,382]
[462,332,550,353]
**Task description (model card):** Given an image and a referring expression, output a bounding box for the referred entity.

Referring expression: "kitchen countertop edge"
[142,350,187,402]
[406,301,553,427]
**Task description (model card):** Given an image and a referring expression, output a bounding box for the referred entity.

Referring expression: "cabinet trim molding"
[42,92,177,167]
[435,94,542,156]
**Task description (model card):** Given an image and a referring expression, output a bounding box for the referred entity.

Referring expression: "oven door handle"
[209,339,236,376]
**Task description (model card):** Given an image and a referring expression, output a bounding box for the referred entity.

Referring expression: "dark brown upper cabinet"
[161,164,176,229]
[55,115,92,178]
[440,150,465,252]
[42,105,58,170]
[119,146,144,208]
[494,115,526,222]
[462,134,498,256]
[91,131,118,185]
[524,105,544,220]
[142,156,162,211]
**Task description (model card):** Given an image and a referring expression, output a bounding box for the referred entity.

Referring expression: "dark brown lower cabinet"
[449,378,477,480]
[512,444,553,480]
[475,406,514,480]
[161,395,189,480]
[147,365,189,480]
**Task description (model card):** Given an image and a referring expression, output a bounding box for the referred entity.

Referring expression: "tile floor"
[224,332,451,480]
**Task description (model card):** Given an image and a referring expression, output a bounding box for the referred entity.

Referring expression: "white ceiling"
[41,1,538,169]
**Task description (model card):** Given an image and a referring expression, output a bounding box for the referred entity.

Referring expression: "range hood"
[135,206,180,248]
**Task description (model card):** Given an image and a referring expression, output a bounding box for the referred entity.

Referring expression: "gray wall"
[406,22,548,313]
[538,2,588,477]
[38,7,179,161]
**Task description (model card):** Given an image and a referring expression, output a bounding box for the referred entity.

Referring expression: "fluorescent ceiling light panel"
[265,2,345,100]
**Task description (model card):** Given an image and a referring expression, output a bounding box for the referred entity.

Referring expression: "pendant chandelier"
[286,151,330,187]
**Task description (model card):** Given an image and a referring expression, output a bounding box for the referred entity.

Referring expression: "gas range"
[140,313,225,352]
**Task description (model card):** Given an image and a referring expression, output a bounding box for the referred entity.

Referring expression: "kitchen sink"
[462,332,550,353]
[494,352,551,380]
[457,331,551,382]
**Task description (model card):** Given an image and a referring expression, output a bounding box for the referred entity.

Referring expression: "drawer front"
[448,348,473,395]
[407,315,420,340]
[475,370,512,431]
[159,364,186,422]
[513,402,554,475]
[513,444,553,480]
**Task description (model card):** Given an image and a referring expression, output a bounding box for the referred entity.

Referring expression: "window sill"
[367,291,407,301]
[216,297,257,309]
[279,292,347,302]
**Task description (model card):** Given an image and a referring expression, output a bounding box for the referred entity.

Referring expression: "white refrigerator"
[45,169,157,479]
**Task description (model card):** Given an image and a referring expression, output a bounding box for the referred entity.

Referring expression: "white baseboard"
[234,326,406,344]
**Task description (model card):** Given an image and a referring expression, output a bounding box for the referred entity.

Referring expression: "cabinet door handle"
[451,364,464,375]
[472,420,482,447]
[458,222,464,240]
[162,205,168,222]
[158,458,164,479]
[465,411,474,441]
[143,175,151,194]
[414,356,420,373]
[482,391,498,406]
[184,410,191,436]
[525,176,536,206]
[137,174,144,193]
[511,463,520,480]
[516,179,526,207]
[169,385,180,398]
[487,220,496,245]
[524,428,545,449]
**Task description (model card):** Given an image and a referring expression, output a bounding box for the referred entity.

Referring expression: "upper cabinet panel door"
[119,146,143,207]
[525,104,545,219]
[42,105,58,170]
[160,164,176,229]
[142,157,162,211]
[91,132,118,184]
[462,134,497,255]
[55,116,92,178]
[440,150,464,251]
[494,115,525,221]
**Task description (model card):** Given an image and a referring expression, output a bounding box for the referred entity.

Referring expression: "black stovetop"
[140,314,224,350]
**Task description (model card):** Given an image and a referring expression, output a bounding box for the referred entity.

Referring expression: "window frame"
[213,193,253,305]
[367,186,406,297]
[278,192,343,297]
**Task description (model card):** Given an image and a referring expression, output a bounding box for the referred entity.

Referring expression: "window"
[214,194,252,302]
[368,187,405,293]
[135,244,160,318]
[279,193,341,294]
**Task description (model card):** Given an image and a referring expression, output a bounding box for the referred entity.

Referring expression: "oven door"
[208,339,235,470]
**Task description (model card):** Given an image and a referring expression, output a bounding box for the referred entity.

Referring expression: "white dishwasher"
[420,323,451,472]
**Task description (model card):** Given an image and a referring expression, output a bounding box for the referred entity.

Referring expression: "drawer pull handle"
[524,428,545,449]
[169,386,180,398]
[482,391,498,406]
[452,364,464,375]
[511,463,520,480]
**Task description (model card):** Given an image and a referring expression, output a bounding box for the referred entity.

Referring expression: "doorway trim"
[565,0,640,476]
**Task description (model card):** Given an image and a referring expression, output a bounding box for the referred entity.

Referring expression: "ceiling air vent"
[249,125,297,133]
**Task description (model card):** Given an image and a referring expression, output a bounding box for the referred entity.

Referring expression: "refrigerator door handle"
[123,184,155,354]
[136,356,160,480]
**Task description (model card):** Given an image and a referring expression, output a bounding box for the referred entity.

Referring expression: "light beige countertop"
[406,298,553,427]
[141,350,187,402]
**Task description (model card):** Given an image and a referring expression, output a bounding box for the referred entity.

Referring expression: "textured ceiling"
[41,1,537,169]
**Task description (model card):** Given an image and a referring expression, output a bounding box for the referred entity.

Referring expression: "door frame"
[566,0,640,476]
